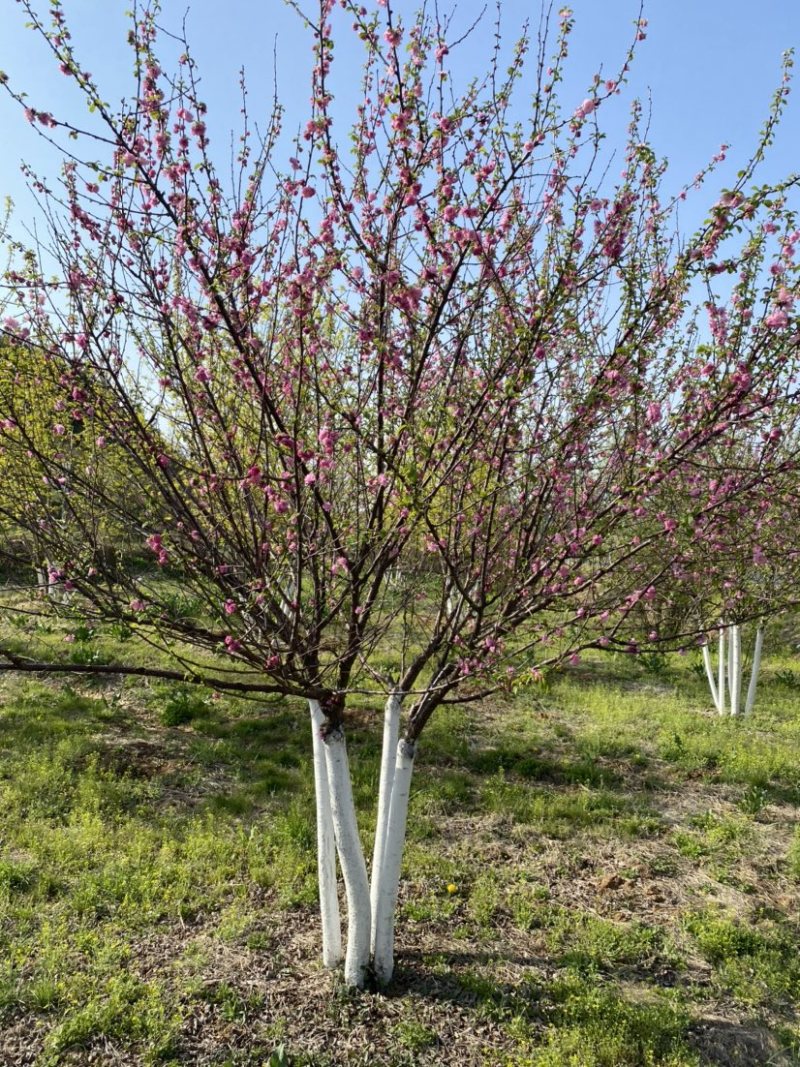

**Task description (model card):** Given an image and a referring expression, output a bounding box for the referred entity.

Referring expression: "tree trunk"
[324,726,371,987]
[730,624,742,716]
[729,623,738,717]
[744,625,764,717]
[308,700,342,968]
[372,739,416,986]
[370,691,402,955]
[702,641,719,712]
[717,626,726,716]
[35,567,48,598]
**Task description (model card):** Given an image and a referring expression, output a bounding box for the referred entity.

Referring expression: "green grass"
[0,631,799,1064]
[514,975,698,1067]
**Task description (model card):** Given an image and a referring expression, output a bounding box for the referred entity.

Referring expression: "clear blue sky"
[0,0,798,237]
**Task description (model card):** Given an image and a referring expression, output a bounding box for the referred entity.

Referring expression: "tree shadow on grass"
[385,949,549,1018]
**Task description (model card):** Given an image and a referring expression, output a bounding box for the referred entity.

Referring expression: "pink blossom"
[646,402,661,424]
[224,599,237,615]
[775,287,794,307]
[765,308,789,329]
[574,98,596,120]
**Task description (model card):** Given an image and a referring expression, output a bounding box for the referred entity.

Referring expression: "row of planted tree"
[0,0,798,986]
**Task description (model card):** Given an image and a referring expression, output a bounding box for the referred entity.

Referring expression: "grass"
[0,628,799,1064]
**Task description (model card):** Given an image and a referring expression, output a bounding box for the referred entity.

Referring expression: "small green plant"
[392,1018,439,1052]
[687,661,706,682]
[68,645,111,666]
[775,668,800,690]
[160,684,208,726]
[161,592,204,623]
[639,652,668,677]
[72,623,96,643]
[739,783,768,815]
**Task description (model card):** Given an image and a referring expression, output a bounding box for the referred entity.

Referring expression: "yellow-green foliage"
[0,341,139,563]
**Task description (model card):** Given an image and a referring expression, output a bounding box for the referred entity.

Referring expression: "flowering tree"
[1,0,799,987]
[695,460,800,717]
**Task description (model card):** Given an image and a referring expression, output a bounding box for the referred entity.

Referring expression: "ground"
[0,622,799,1065]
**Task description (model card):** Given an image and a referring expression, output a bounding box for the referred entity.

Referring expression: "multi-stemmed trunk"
[702,623,763,718]
[308,692,417,988]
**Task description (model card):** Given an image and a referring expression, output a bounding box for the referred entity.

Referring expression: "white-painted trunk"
[35,567,48,597]
[372,739,416,986]
[308,700,342,969]
[730,624,742,717]
[324,727,371,988]
[717,627,726,716]
[370,691,402,955]
[744,626,764,718]
[726,625,735,714]
[702,642,719,712]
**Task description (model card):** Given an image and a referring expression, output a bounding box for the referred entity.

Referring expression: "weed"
[159,683,209,726]
[392,1018,439,1051]
[775,668,800,690]
[738,783,768,815]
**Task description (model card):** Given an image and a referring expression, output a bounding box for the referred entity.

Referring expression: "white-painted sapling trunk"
[372,739,416,986]
[730,624,742,717]
[308,700,342,968]
[745,626,764,718]
[370,691,402,955]
[702,642,720,713]
[35,567,48,597]
[323,726,372,988]
[717,626,726,716]
[727,624,736,715]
